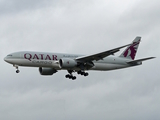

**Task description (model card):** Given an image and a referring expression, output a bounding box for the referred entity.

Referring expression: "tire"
[77,71,81,74]
[72,76,76,80]
[81,72,84,75]
[16,70,20,73]
[65,74,69,78]
[69,76,72,79]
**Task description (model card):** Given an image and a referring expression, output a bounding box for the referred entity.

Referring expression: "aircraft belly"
[92,63,128,71]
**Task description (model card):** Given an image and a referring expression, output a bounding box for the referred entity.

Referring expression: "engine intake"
[59,58,77,68]
[39,67,57,75]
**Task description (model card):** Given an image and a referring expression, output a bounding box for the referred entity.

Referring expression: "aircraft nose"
[4,56,7,62]
[4,56,12,64]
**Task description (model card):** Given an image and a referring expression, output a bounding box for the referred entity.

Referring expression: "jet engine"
[59,58,77,68]
[39,67,57,75]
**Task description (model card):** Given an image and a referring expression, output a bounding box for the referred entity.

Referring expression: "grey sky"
[0,0,159,120]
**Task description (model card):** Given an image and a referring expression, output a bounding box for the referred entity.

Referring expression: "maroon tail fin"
[119,37,141,60]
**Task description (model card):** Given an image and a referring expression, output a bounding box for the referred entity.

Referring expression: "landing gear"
[65,74,76,80]
[65,70,89,80]
[84,72,89,76]
[65,70,76,80]
[14,64,20,73]
[77,70,89,77]
[16,70,20,73]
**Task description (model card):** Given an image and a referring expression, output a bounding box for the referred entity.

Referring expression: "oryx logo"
[123,41,139,60]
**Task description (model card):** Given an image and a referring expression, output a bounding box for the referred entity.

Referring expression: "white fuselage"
[4,51,138,71]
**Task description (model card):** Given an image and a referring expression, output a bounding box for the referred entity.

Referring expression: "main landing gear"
[65,70,76,80]
[14,64,20,73]
[77,71,89,77]
[65,70,89,80]
[65,74,76,80]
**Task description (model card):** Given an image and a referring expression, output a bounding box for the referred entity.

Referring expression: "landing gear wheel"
[72,76,76,80]
[81,72,84,75]
[65,74,70,78]
[77,71,81,74]
[16,70,20,73]
[84,72,89,76]
[69,76,72,79]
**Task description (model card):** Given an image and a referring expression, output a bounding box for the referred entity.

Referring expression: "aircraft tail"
[119,37,141,60]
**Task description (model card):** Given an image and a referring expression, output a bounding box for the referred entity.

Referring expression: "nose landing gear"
[14,65,20,73]
[16,70,20,73]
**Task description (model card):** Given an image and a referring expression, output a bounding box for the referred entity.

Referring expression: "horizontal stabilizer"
[127,57,155,64]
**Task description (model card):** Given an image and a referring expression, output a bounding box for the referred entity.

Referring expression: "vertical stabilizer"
[119,37,141,60]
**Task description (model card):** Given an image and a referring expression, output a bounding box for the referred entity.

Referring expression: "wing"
[76,44,131,62]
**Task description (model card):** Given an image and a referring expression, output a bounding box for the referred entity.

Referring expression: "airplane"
[4,37,155,80]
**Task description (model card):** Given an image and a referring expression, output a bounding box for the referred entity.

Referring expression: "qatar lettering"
[24,53,58,61]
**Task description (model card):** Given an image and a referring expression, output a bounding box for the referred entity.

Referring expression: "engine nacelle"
[39,67,57,75]
[59,58,77,69]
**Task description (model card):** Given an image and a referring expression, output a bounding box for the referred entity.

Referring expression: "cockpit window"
[7,55,12,56]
